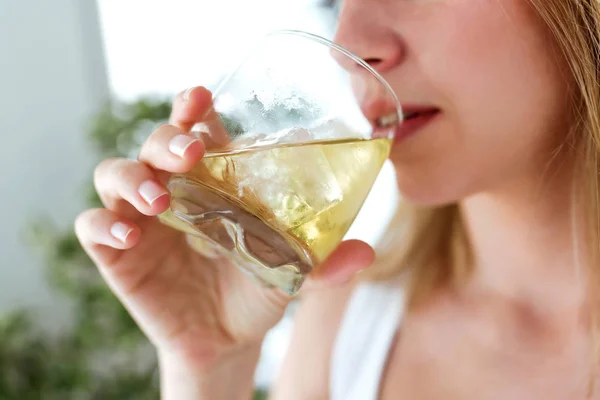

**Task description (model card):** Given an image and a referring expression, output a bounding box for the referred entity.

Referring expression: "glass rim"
[212,29,404,126]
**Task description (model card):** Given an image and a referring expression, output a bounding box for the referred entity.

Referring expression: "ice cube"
[234,127,313,149]
[234,141,343,230]
[307,118,360,141]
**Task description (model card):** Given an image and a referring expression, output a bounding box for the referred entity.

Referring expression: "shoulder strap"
[330,280,405,400]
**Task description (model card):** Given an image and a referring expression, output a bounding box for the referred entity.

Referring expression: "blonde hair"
[368,0,600,313]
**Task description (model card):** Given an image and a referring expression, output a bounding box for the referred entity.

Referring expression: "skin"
[75,0,594,398]
[277,0,590,399]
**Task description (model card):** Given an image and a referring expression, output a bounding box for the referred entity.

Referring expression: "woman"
[75,0,600,398]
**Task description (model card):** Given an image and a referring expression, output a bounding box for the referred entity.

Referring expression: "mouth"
[363,99,440,142]
[394,105,440,142]
[402,107,439,121]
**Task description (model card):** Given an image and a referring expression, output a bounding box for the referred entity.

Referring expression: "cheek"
[425,0,552,123]
[395,0,570,204]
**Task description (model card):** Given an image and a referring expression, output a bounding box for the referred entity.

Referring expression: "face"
[334,0,572,205]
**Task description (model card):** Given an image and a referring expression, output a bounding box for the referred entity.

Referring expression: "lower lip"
[394,111,439,143]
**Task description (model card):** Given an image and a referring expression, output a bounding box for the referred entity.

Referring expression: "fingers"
[94,121,208,217]
[76,208,140,249]
[75,208,141,264]
[75,209,161,296]
[170,86,232,149]
[94,158,170,217]
[312,240,375,285]
[170,86,214,132]
[138,124,204,173]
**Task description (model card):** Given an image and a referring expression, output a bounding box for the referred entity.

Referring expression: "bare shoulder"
[269,282,357,400]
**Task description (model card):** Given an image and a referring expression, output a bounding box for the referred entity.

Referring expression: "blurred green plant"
[0,96,269,399]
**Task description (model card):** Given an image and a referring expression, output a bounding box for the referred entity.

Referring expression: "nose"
[332,0,404,73]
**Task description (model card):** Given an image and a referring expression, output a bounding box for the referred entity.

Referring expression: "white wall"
[0,0,109,328]
[97,0,338,100]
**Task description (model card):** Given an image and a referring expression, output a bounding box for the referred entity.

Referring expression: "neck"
[459,162,585,318]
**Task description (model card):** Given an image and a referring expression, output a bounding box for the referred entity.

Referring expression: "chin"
[394,174,467,208]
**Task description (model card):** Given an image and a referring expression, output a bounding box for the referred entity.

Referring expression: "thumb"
[310,239,375,286]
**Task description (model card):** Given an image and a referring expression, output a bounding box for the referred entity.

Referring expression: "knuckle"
[153,123,179,137]
[112,159,149,183]
[74,212,86,235]
[74,208,102,236]
[96,158,152,190]
[94,158,119,181]
[154,122,171,134]
[87,208,107,227]
[175,90,187,103]
[140,125,178,158]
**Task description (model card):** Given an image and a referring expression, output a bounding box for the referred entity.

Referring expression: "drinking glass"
[159,30,402,295]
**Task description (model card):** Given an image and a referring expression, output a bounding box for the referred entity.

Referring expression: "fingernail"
[183,87,196,102]
[169,134,200,158]
[110,222,133,243]
[138,180,169,205]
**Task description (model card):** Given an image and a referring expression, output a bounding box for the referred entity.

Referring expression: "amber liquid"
[158,137,392,294]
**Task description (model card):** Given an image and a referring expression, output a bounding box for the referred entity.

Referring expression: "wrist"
[158,342,263,400]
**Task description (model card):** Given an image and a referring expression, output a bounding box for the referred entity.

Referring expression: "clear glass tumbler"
[159,30,402,295]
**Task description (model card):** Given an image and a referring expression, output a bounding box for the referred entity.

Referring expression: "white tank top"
[330,280,405,400]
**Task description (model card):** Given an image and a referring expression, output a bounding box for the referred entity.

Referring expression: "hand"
[75,86,375,371]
